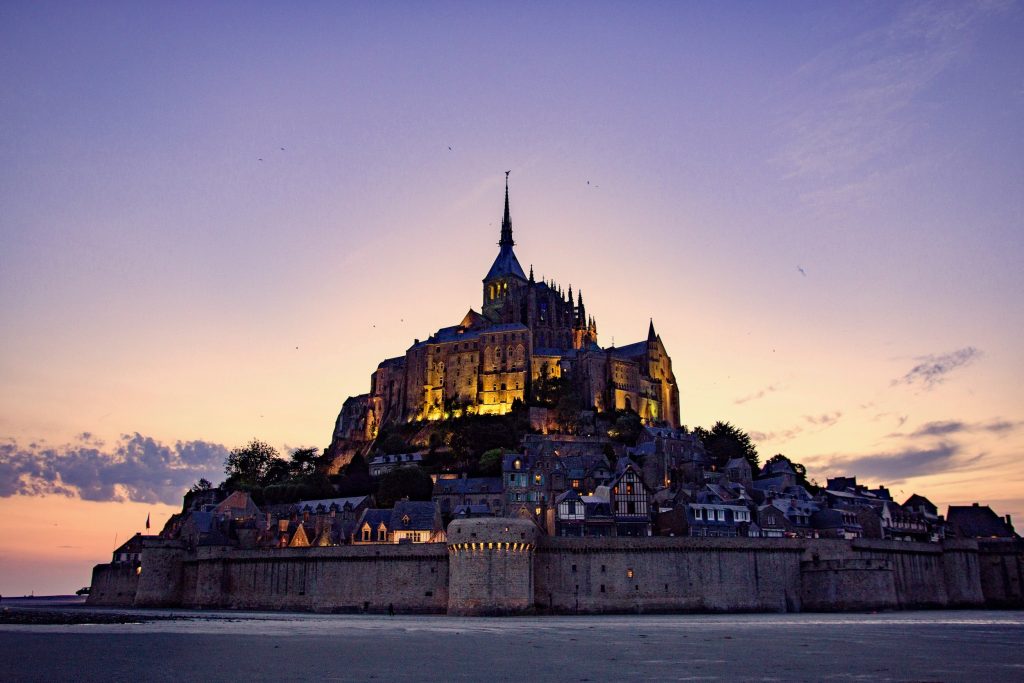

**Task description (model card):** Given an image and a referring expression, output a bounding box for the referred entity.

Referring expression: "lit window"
[626,568,634,578]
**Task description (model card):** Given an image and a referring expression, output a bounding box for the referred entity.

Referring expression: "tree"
[289,447,324,477]
[479,448,504,476]
[224,439,287,489]
[608,410,642,445]
[375,466,434,508]
[189,478,212,493]
[694,421,760,473]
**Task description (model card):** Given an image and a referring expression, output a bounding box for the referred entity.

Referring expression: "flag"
[145,513,150,530]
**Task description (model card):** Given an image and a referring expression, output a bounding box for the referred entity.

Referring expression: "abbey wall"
[88,519,1023,615]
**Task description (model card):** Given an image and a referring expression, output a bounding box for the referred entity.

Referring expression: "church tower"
[482,172,528,322]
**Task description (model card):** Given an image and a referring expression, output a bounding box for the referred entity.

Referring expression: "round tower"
[447,518,538,616]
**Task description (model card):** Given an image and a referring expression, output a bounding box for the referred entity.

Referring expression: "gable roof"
[358,508,392,530]
[608,341,646,359]
[947,504,1016,538]
[390,500,439,531]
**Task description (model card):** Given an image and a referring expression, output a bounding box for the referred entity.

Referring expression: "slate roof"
[453,503,493,517]
[811,508,845,530]
[903,494,938,515]
[484,244,528,281]
[358,508,392,531]
[294,496,368,514]
[608,341,646,359]
[433,477,504,496]
[947,504,1016,538]
[391,501,439,531]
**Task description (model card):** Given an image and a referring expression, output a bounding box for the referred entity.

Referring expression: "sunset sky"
[2,2,1022,595]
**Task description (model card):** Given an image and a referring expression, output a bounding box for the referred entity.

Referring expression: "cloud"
[0,433,228,505]
[901,418,1021,439]
[805,411,842,428]
[892,346,982,389]
[817,442,965,482]
[772,2,1010,206]
[749,426,804,445]
[734,383,780,405]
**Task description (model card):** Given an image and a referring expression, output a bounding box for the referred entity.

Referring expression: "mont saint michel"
[83,179,1023,617]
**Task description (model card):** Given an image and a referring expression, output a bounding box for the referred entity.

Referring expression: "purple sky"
[1,2,1022,594]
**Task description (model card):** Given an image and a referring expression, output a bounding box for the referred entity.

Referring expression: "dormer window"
[362,524,371,542]
[402,514,411,525]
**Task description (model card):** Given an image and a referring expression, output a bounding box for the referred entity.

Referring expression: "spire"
[567,284,573,306]
[648,318,657,342]
[529,264,534,283]
[500,170,514,247]
[577,291,586,325]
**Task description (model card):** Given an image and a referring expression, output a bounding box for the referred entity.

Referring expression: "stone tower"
[447,518,538,615]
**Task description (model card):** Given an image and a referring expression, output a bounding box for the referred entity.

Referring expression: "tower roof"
[484,172,527,282]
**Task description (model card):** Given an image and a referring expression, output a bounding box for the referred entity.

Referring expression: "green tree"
[289,447,323,477]
[694,421,759,472]
[479,448,504,476]
[608,410,642,445]
[224,439,286,489]
[375,466,434,508]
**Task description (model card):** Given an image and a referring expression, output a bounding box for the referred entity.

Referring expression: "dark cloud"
[909,420,967,438]
[0,433,227,505]
[900,419,1021,439]
[734,383,780,405]
[821,442,964,482]
[892,347,981,390]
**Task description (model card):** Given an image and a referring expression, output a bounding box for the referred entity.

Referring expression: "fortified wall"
[89,519,1023,615]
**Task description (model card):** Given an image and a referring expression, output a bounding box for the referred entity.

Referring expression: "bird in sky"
[280,147,285,151]
[448,146,452,151]
[258,158,263,162]
[797,266,807,277]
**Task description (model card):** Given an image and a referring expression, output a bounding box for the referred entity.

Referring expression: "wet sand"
[1,608,1022,681]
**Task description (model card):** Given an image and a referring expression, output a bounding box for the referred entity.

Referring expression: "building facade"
[335,176,680,441]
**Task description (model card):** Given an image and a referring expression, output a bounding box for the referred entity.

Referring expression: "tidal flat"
[0,605,1022,681]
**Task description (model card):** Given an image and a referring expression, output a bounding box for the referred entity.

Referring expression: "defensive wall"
[88,519,1023,615]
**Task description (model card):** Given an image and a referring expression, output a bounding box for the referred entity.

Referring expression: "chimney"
[1006,514,1014,533]
[973,502,980,507]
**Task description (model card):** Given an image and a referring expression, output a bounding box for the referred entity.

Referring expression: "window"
[626,568,634,578]
[362,525,371,542]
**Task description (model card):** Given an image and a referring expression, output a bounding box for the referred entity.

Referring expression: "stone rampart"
[86,521,1015,615]
[534,536,805,613]
[179,543,449,613]
[976,540,1024,607]
[86,562,139,607]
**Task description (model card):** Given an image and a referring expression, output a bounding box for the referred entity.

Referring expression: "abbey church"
[336,175,680,442]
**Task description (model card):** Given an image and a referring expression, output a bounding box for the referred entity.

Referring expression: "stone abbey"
[337,175,680,440]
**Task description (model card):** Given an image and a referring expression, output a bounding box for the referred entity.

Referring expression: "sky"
[1,1,1022,595]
